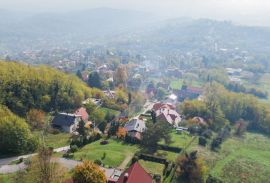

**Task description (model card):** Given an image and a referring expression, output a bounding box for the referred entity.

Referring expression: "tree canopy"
[0,61,92,116]
[0,105,38,155]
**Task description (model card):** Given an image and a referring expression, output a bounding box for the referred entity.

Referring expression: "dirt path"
[117,153,134,170]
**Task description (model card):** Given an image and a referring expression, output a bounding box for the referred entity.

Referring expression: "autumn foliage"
[72,161,106,183]
[116,127,127,139]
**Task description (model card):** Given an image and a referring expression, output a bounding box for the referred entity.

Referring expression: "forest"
[0,61,92,116]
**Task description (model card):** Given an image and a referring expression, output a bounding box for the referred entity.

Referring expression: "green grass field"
[139,160,165,177]
[100,107,121,116]
[0,174,16,183]
[193,132,270,182]
[32,132,71,148]
[73,139,139,167]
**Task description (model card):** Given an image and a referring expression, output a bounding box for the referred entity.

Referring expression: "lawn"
[170,79,183,90]
[100,107,121,116]
[194,132,270,182]
[0,174,16,183]
[33,131,71,148]
[73,139,139,167]
[139,160,165,177]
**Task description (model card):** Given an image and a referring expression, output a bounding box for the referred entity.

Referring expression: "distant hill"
[0,61,91,116]
[109,18,270,55]
[0,8,158,51]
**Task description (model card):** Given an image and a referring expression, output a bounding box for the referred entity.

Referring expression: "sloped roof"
[156,108,182,127]
[52,113,81,127]
[117,162,152,183]
[74,107,89,122]
[152,102,175,111]
[124,118,146,133]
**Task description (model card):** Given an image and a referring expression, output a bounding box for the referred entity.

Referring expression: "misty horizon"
[1,0,270,26]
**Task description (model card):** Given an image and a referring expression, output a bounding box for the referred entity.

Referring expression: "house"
[176,85,203,101]
[155,107,182,127]
[74,107,89,122]
[103,90,116,99]
[52,113,81,133]
[163,94,178,105]
[116,162,153,183]
[152,103,175,111]
[124,118,146,140]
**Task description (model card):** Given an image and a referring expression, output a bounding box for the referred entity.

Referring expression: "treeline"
[181,82,270,133]
[200,68,268,99]
[0,105,37,155]
[0,61,91,116]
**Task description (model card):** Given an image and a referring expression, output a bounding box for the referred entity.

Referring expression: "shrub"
[94,159,102,166]
[73,160,106,183]
[70,145,79,153]
[198,136,207,146]
[63,152,74,159]
[100,140,109,145]
[101,152,106,160]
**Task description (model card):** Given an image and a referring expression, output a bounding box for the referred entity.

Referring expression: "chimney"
[124,173,129,183]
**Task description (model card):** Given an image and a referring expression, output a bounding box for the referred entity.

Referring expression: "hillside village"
[1,56,270,183]
[0,6,270,183]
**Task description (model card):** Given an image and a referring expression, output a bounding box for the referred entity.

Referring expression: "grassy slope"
[33,131,70,148]
[193,133,270,183]
[100,107,121,116]
[73,139,139,167]
[139,160,165,177]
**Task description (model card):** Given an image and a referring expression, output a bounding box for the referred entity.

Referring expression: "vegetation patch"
[73,139,139,167]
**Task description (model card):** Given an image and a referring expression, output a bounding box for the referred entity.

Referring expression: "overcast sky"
[1,0,270,26]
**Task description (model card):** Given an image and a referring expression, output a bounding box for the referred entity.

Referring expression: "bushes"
[72,161,106,183]
[94,159,102,166]
[100,140,109,145]
[199,136,207,146]
[70,145,79,153]
[0,106,38,155]
[157,144,182,153]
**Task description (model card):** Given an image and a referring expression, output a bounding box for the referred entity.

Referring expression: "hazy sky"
[1,0,270,25]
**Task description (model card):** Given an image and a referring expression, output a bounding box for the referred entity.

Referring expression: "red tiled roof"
[152,103,175,111]
[117,162,152,183]
[74,107,89,122]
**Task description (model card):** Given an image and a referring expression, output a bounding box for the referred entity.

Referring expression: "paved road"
[0,146,70,167]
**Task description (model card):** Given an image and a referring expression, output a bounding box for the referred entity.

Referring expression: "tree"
[91,109,106,126]
[234,119,248,137]
[156,87,166,100]
[26,109,46,130]
[176,151,208,183]
[114,65,128,87]
[88,71,102,89]
[141,121,171,152]
[128,92,132,105]
[18,146,66,183]
[0,106,38,155]
[116,127,127,139]
[72,160,106,183]
[150,110,157,124]
[76,70,83,80]
[77,120,86,137]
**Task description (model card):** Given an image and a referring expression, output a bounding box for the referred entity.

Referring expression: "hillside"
[0,61,91,116]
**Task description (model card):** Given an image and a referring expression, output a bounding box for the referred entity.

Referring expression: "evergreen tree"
[88,72,102,89]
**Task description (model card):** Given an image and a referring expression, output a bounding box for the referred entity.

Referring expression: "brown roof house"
[153,103,182,127]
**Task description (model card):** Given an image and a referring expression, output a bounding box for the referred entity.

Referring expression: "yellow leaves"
[73,160,106,183]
